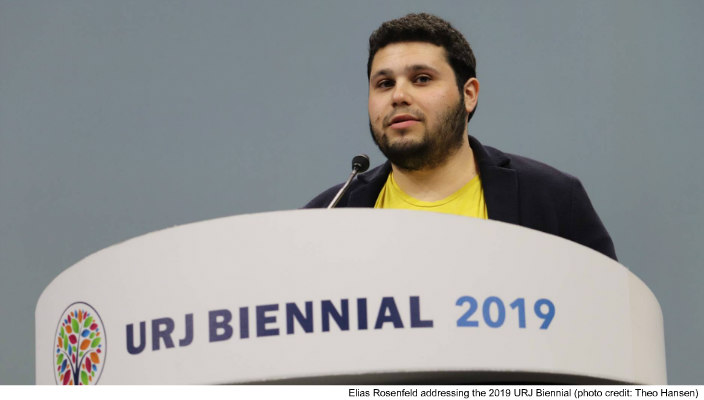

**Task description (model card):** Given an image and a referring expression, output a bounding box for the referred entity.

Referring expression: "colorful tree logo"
[54,302,106,385]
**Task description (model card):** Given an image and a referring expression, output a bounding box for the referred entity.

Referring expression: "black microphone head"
[352,154,370,173]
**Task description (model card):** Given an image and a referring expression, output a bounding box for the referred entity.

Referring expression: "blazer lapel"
[469,136,520,225]
[481,166,520,224]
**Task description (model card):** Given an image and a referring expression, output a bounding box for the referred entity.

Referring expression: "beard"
[369,98,468,171]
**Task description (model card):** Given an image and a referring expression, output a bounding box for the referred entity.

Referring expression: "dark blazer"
[304,136,617,260]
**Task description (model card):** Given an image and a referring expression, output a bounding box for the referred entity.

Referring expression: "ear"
[463,77,479,114]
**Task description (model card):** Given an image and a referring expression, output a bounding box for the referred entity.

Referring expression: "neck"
[391,135,478,202]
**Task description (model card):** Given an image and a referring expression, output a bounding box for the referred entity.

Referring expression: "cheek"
[429,92,452,105]
[368,101,383,123]
[425,92,458,117]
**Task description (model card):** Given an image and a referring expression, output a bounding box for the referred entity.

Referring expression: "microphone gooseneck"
[326,154,370,209]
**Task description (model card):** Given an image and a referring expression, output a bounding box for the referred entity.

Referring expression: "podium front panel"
[36,209,666,384]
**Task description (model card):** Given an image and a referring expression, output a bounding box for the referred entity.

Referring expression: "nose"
[391,80,411,106]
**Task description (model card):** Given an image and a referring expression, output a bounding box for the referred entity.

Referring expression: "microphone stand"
[327,154,370,209]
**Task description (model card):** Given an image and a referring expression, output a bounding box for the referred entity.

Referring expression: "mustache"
[383,108,425,127]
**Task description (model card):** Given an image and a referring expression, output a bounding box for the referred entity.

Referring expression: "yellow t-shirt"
[374,172,488,219]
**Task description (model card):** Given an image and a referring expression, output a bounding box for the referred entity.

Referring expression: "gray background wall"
[1,1,702,384]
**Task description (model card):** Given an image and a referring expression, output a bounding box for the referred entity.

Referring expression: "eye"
[414,75,431,84]
[376,79,394,89]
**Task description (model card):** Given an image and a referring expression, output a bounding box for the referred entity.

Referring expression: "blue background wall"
[1,1,702,384]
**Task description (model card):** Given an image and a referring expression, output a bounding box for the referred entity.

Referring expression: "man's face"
[368,41,469,171]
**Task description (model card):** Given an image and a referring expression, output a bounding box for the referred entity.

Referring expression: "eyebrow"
[370,64,440,82]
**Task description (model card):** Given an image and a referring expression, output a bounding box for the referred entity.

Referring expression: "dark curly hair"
[367,13,478,121]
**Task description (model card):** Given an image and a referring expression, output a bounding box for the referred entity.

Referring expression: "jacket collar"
[348,135,520,225]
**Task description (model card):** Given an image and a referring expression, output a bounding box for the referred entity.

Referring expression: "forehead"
[370,41,450,75]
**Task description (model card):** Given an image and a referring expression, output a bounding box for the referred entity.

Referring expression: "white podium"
[36,209,666,384]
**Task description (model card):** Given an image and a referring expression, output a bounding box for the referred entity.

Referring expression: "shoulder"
[497,148,580,189]
[303,184,345,208]
[472,135,578,190]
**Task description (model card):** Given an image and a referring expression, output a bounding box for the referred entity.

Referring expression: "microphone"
[326,154,370,209]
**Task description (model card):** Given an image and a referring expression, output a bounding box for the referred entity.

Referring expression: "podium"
[36,209,666,384]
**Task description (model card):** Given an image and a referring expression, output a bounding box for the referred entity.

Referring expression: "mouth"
[388,114,420,129]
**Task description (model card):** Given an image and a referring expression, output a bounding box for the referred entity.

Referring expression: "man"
[305,13,616,261]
